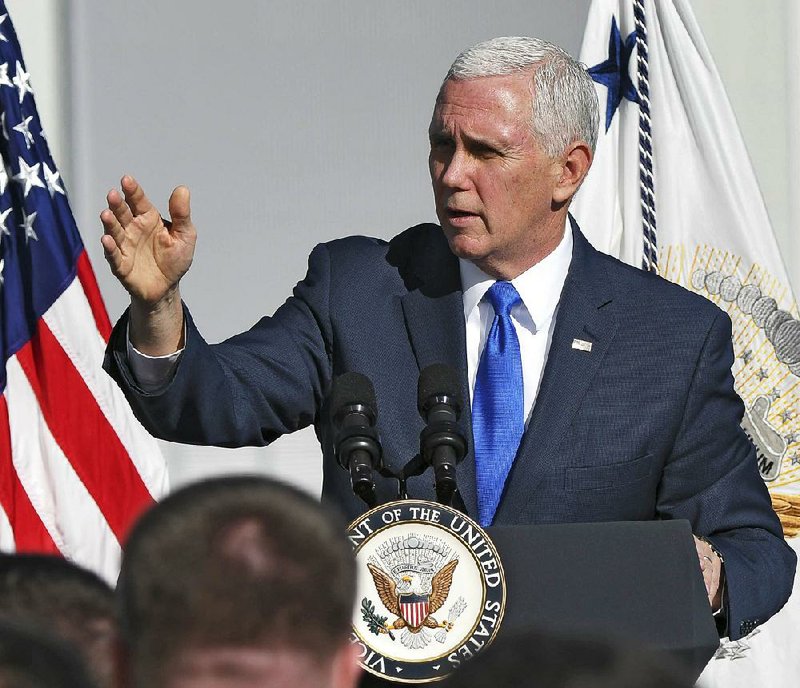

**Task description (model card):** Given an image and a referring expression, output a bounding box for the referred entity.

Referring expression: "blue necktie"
[473,281,524,527]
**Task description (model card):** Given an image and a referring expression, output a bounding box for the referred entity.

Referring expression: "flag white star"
[43,163,65,197]
[21,209,37,243]
[0,208,11,237]
[12,61,32,104]
[0,63,11,87]
[13,115,34,149]
[0,14,7,43]
[0,163,7,194]
[12,157,45,197]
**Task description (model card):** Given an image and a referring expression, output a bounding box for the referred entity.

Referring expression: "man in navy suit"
[101,37,794,640]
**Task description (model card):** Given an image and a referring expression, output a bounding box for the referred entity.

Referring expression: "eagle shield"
[399,593,430,629]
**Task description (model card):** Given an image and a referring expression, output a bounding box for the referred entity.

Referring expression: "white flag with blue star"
[573,0,800,683]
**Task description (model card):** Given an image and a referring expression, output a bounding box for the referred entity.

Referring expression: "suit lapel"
[495,221,618,522]
[398,228,477,515]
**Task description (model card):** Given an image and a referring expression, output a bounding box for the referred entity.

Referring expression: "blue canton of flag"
[0,10,81,381]
[0,2,166,582]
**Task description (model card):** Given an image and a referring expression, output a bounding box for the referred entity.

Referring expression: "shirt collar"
[460,225,573,328]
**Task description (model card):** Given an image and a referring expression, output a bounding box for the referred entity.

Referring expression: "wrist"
[131,282,182,313]
[129,287,185,355]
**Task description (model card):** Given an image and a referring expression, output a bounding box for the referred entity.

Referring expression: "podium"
[359,519,718,686]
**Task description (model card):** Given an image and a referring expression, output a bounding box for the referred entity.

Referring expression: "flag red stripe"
[0,395,59,553]
[76,250,113,342]
[15,322,154,542]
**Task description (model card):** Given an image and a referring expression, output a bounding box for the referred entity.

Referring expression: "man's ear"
[331,641,363,688]
[552,141,593,205]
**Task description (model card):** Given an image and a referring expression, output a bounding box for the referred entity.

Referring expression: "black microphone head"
[417,363,462,416]
[330,372,377,426]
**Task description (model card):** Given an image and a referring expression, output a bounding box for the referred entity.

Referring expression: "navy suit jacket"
[105,220,795,639]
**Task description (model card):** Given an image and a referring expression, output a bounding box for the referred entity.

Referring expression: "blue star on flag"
[587,16,639,131]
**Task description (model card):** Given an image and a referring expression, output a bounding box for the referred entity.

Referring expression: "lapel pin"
[571,338,593,352]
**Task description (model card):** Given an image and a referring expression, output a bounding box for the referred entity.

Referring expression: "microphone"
[330,372,383,507]
[417,364,467,505]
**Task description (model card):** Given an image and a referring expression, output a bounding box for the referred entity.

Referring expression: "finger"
[167,185,192,231]
[107,187,134,228]
[703,566,713,598]
[693,536,716,600]
[710,557,721,597]
[696,548,709,569]
[100,232,118,257]
[121,174,156,217]
[100,207,125,247]
[694,536,712,564]
[100,234,124,274]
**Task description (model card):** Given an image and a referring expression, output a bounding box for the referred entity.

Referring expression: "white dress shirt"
[128,227,573,404]
[127,323,183,390]
[459,226,573,425]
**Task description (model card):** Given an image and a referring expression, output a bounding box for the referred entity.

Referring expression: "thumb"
[167,185,192,232]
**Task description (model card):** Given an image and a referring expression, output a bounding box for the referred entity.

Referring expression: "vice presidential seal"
[347,500,506,683]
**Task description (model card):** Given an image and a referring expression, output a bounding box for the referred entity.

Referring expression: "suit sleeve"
[103,243,334,447]
[656,310,796,639]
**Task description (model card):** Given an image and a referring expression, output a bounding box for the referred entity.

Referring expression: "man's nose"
[440,150,472,190]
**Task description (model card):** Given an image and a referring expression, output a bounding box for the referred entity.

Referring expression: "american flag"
[0,3,167,582]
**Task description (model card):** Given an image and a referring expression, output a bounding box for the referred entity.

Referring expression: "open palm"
[100,176,196,305]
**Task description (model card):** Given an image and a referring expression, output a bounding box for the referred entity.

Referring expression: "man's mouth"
[445,208,479,221]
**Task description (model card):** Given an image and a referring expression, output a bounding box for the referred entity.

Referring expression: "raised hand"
[100,175,196,306]
[101,175,196,355]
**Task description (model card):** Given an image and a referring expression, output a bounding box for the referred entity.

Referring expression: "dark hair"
[441,630,693,688]
[118,476,355,686]
[0,554,114,688]
[0,619,98,688]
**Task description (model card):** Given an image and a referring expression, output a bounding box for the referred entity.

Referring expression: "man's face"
[429,73,565,279]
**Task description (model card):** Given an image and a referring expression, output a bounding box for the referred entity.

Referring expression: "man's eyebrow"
[428,127,505,150]
[464,133,503,148]
[428,129,452,141]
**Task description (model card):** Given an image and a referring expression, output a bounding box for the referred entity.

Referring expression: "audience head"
[441,629,693,688]
[0,554,115,688]
[117,476,360,688]
[0,618,98,688]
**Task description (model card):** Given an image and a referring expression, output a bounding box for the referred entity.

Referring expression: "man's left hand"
[694,535,724,611]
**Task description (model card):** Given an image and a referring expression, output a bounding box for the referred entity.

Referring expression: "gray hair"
[444,36,599,157]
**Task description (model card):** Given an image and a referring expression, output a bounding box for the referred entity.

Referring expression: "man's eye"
[430,138,454,151]
[474,145,499,158]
